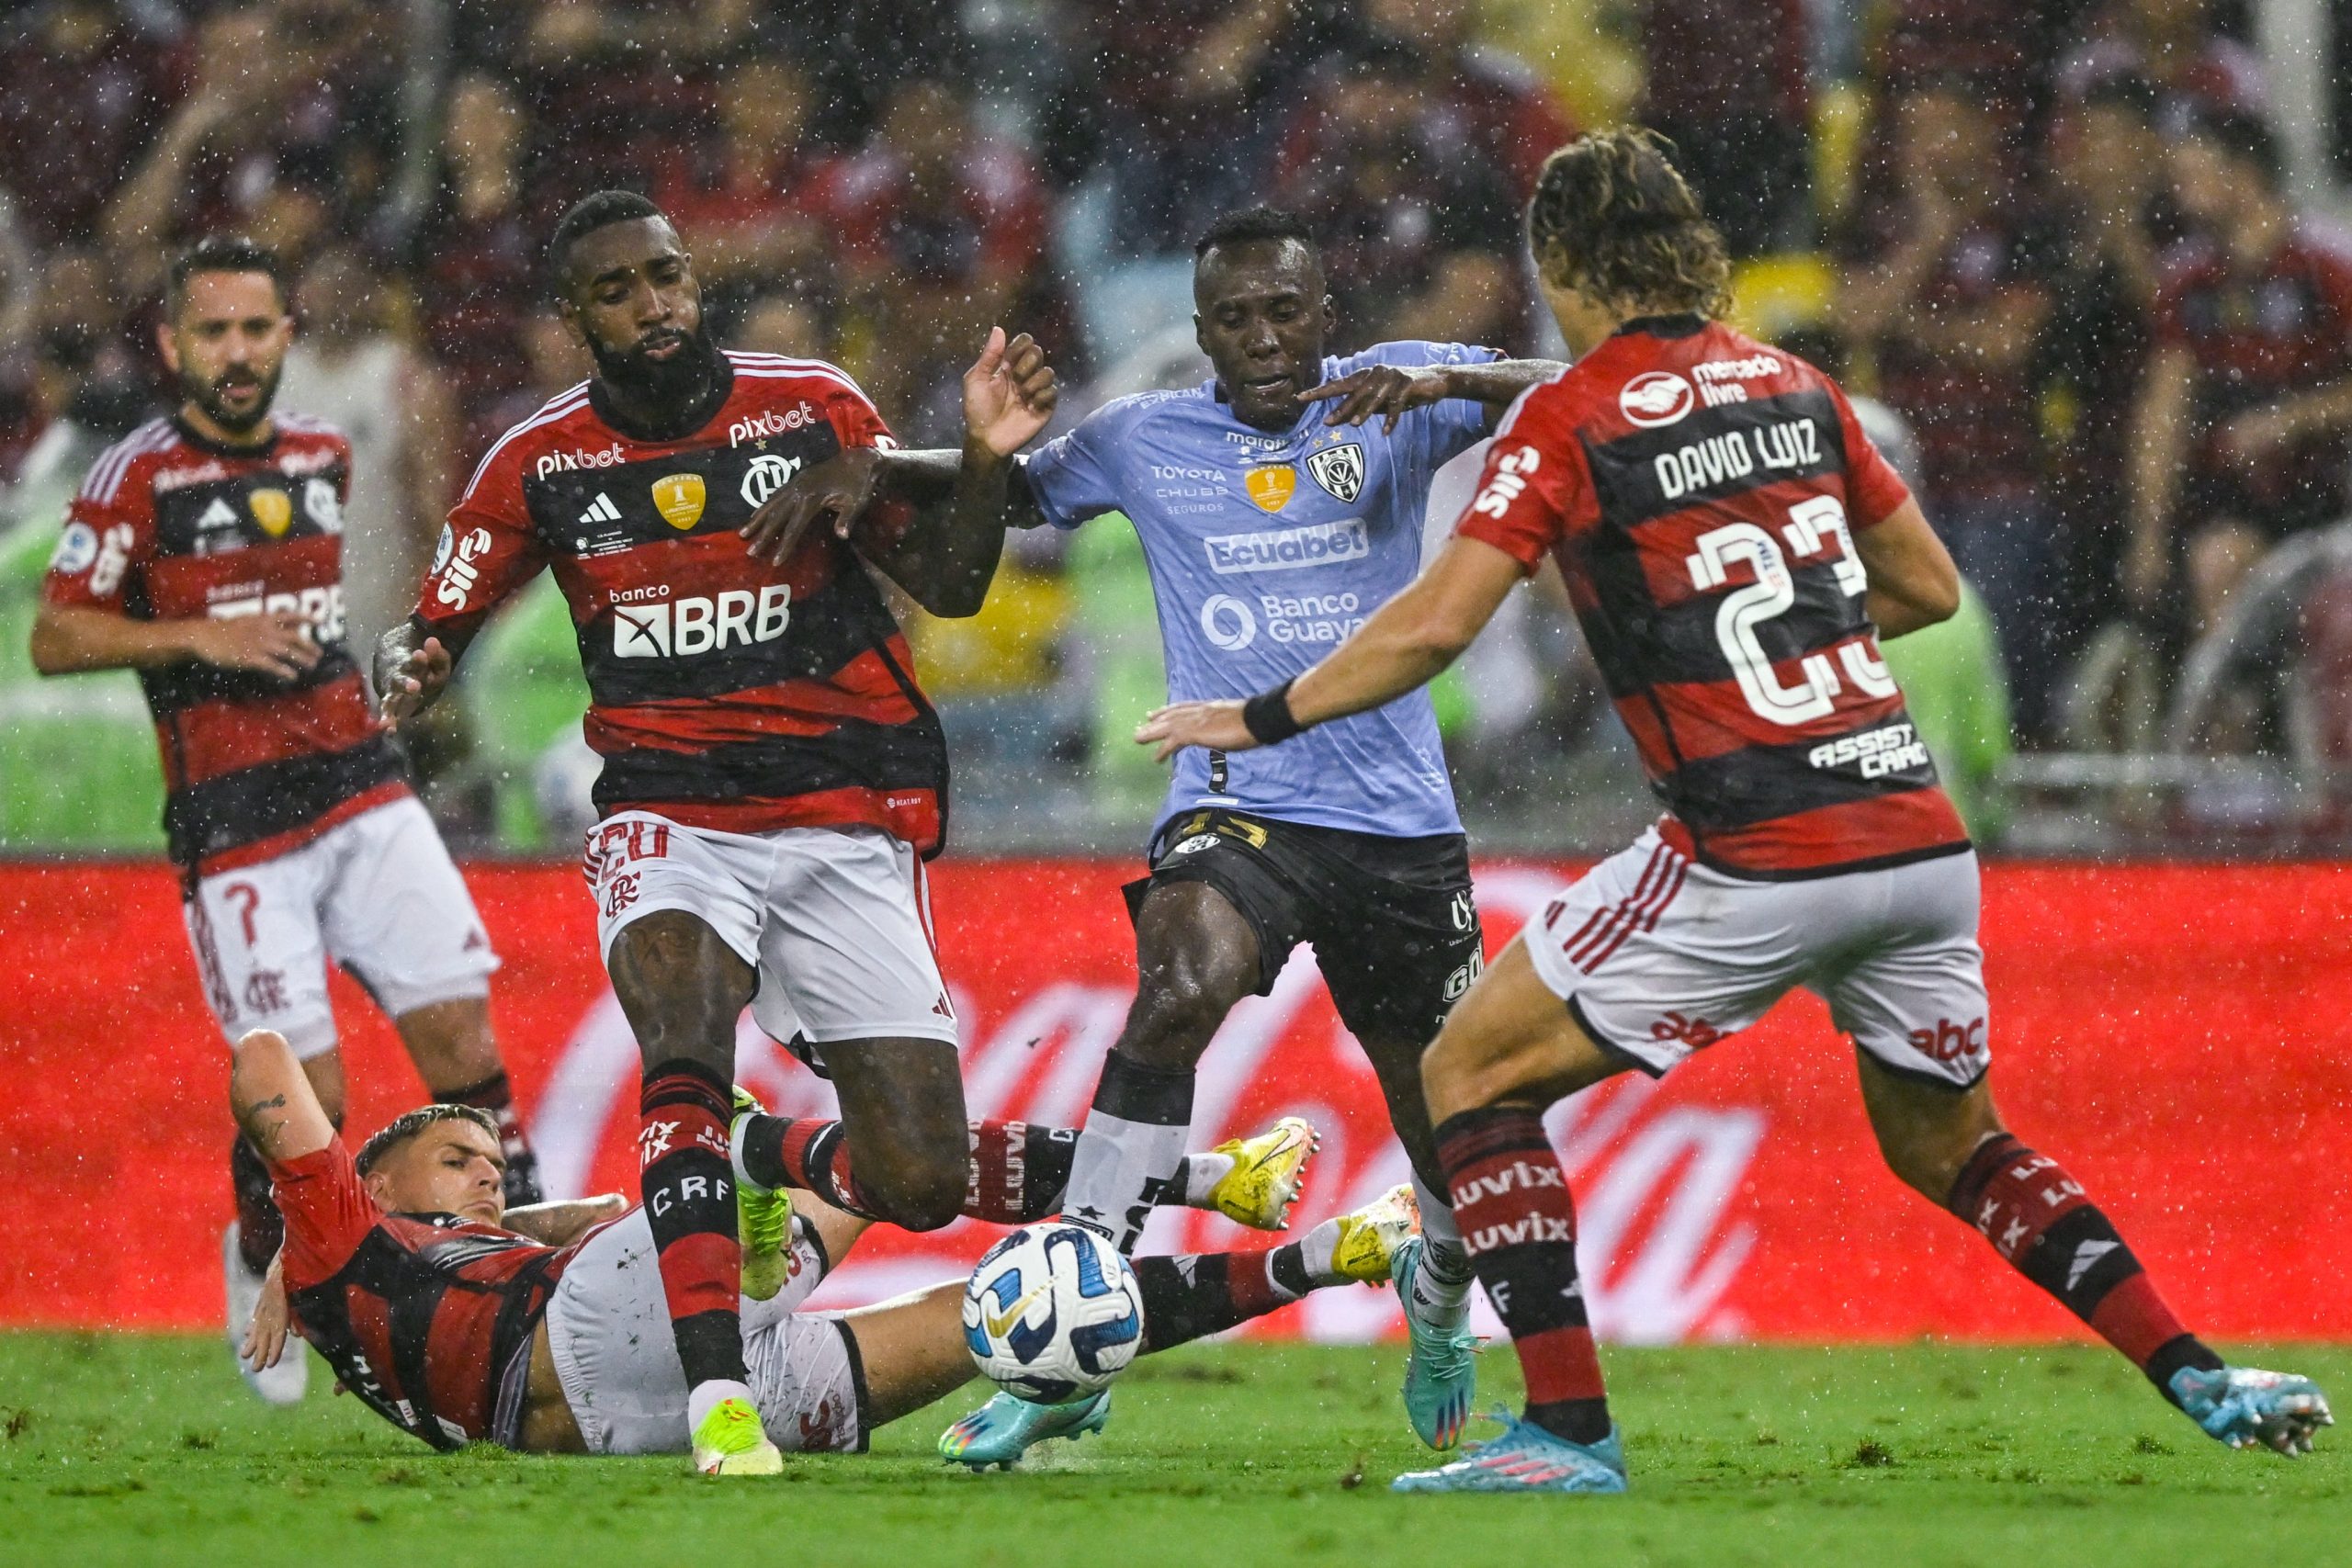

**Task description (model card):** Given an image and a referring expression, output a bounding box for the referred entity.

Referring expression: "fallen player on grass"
[230,1026,1417,1471]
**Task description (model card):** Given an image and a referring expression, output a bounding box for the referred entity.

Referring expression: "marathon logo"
[1807,722,1929,780]
[612,584,791,658]
[1203,517,1369,575]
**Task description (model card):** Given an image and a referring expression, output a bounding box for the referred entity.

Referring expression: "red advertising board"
[2,857,2347,1344]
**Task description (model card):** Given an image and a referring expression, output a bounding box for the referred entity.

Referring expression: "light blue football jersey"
[1023,340,1499,840]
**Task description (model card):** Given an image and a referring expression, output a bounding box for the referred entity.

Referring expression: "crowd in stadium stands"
[3,0,2349,852]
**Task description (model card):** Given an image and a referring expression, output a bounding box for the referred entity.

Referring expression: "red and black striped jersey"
[1454,314,1970,878]
[416,352,946,851]
[272,1138,597,1451]
[40,415,406,874]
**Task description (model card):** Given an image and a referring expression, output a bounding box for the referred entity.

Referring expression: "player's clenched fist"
[377,635,452,722]
[964,327,1057,458]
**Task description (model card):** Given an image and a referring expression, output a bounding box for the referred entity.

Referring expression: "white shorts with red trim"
[182,795,499,1058]
[1521,827,1990,1089]
[545,1207,862,1455]
[586,813,957,1052]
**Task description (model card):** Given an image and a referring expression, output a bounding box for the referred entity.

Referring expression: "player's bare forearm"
[852,444,1027,617]
[228,1030,335,1165]
[1289,540,1519,725]
[1856,499,1962,639]
[501,1195,628,1246]
[29,603,202,675]
[1444,359,1568,417]
[1137,537,1521,759]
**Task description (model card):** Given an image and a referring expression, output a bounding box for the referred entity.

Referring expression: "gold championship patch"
[1244,466,1295,513]
[652,473,707,531]
[248,488,292,537]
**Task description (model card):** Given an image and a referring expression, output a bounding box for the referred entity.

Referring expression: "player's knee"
[1127,953,1251,1061]
[865,1153,966,1233]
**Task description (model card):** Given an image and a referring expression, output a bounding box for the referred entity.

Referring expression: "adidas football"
[962,1223,1145,1403]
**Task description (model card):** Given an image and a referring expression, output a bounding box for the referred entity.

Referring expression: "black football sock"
[1060,1052,1195,1252]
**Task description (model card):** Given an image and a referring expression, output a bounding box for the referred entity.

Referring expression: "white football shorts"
[183,795,499,1059]
[1521,826,1991,1089]
[544,1207,862,1455]
[585,814,957,1053]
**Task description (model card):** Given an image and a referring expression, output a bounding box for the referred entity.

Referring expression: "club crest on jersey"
[651,473,706,531]
[248,487,293,537]
[1244,466,1296,512]
[740,452,804,509]
[1619,371,1694,428]
[1305,442,1365,502]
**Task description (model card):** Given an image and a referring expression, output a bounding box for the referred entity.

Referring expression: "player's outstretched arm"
[31,602,321,680]
[1137,535,1524,760]
[1301,358,1566,434]
[227,1029,335,1168]
[739,329,1059,615]
[501,1194,629,1246]
[1853,499,1962,640]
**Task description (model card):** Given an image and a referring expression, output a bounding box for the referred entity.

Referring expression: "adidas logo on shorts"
[579,492,621,526]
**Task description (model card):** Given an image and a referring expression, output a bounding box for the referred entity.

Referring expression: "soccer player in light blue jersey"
[930,207,1566,1464]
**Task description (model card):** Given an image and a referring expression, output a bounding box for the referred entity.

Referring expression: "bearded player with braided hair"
[1141,130,2331,1494]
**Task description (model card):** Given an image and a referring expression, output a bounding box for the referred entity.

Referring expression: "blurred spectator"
[511,0,758,209]
[277,244,455,663]
[2036,75,2170,642]
[2058,0,2267,130]
[1280,0,1576,200]
[2127,112,2352,639]
[0,1,181,254]
[413,73,540,453]
[820,72,1046,439]
[1045,0,1357,364]
[1274,43,1523,351]
[102,1,407,295]
[0,247,154,541]
[1637,0,1812,256]
[653,54,828,318]
[1841,75,2059,736]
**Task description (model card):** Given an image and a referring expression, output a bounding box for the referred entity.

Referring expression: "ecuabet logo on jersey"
[1619,371,1694,428]
[1244,466,1296,513]
[1305,443,1364,502]
[651,473,706,530]
[248,487,293,536]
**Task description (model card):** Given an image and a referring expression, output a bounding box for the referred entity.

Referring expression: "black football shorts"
[1125,807,1485,1048]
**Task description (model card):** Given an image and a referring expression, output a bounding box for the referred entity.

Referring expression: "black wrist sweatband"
[1241,680,1305,744]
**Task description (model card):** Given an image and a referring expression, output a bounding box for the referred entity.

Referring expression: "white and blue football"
[961,1224,1145,1403]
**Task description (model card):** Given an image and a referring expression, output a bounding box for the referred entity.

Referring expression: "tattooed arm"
[226,1029,335,1166]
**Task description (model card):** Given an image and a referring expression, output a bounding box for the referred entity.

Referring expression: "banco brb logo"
[1200,594,1257,651]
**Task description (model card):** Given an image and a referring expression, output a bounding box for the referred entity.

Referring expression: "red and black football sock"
[736,1114,1208,1226]
[639,1059,749,1393]
[441,1069,544,1207]
[1436,1104,1612,1445]
[1133,1234,1325,1351]
[1948,1134,2222,1400]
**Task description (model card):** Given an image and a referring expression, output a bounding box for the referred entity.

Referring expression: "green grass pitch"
[0,1334,2344,1567]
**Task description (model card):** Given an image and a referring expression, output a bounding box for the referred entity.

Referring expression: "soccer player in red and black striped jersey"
[227,1026,1404,1463]
[29,237,542,1408]
[375,191,1058,1472]
[1141,131,2331,1492]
